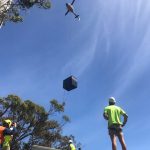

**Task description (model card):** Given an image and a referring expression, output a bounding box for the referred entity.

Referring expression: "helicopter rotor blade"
[65,10,69,16]
[71,0,75,5]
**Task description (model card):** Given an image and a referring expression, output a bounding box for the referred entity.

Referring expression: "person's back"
[103,97,128,150]
[70,143,76,150]
[104,105,126,127]
[68,140,76,150]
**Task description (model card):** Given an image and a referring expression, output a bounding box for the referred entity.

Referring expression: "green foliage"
[0,95,77,150]
[20,0,50,9]
[0,0,51,26]
[10,15,23,23]
[42,1,51,9]
[49,99,65,114]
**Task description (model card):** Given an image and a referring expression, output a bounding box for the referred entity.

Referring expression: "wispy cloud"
[62,22,100,77]
[97,0,150,97]
[113,23,150,97]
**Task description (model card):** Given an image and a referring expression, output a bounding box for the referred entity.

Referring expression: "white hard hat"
[69,140,73,143]
[109,97,116,103]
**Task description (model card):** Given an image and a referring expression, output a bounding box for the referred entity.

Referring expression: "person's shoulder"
[105,105,115,110]
[0,126,5,131]
[104,105,109,109]
[107,105,121,110]
[114,105,122,109]
[115,105,125,112]
[116,105,124,109]
[114,105,120,108]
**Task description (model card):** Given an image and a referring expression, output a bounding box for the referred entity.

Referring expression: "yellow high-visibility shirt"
[104,105,127,127]
[70,143,76,150]
[3,135,12,147]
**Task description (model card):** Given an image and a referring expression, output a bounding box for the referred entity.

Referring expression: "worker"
[68,140,76,150]
[1,119,17,150]
[0,125,5,149]
[103,97,128,150]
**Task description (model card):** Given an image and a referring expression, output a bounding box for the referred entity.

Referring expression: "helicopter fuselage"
[66,3,74,12]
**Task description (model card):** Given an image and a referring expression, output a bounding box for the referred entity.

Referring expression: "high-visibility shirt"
[104,105,127,127]
[70,143,76,150]
[2,135,12,147]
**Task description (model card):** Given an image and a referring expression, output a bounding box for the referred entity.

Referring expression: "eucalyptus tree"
[0,0,51,27]
[0,95,76,150]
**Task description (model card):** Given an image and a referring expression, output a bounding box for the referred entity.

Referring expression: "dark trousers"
[0,144,2,150]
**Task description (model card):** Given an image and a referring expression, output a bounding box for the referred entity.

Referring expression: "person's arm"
[103,107,109,120]
[122,114,128,127]
[120,108,128,127]
[103,112,108,120]
[3,127,17,136]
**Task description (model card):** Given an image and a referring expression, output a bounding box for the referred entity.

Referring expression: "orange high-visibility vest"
[0,126,6,144]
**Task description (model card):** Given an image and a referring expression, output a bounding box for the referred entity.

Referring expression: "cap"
[109,97,116,104]
[69,140,73,143]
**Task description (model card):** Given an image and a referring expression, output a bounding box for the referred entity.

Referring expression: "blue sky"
[0,0,150,149]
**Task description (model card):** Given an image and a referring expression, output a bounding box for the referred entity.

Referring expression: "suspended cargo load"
[0,0,12,27]
[63,75,77,91]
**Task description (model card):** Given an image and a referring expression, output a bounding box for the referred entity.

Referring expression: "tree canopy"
[0,95,79,150]
[0,0,51,26]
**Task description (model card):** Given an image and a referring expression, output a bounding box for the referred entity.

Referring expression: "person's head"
[109,97,116,105]
[69,140,73,144]
[3,119,12,128]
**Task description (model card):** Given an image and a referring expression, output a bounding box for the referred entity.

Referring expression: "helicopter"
[65,0,80,20]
